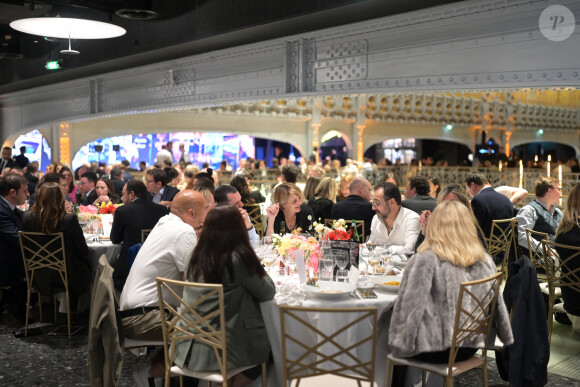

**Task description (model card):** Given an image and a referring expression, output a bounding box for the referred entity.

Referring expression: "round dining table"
[85,235,122,279]
[259,275,398,386]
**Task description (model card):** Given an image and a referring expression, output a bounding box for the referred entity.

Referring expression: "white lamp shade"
[10,17,126,39]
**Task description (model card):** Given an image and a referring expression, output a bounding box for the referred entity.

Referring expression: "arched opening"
[364,138,473,166]
[14,129,52,171]
[511,142,576,166]
[320,130,349,165]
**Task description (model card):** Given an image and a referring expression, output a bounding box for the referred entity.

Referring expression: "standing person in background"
[0,147,17,172]
[13,146,29,169]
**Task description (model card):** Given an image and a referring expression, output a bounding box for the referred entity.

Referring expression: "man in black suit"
[465,172,514,240]
[110,167,126,197]
[330,177,374,238]
[0,147,17,172]
[78,171,98,205]
[0,173,29,322]
[402,176,437,215]
[145,168,179,206]
[13,146,29,169]
[110,180,169,291]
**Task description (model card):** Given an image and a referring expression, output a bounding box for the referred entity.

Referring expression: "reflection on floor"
[0,310,579,386]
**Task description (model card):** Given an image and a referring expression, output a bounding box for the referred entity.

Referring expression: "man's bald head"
[349,177,372,201]
[171,189,207,235]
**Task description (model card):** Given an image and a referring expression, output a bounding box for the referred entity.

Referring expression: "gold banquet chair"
[156,278,267,387]
[18,231,72,339]
[541,240,580,345]
[243,204,265,239]
[141,229,152,244]
[324,219,365,242]
[525,228,550,283]
[486,218,517,277]
[386,272,503,387]
[280,305,378,386]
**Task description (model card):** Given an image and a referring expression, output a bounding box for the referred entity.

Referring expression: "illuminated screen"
[72,132,255,170]
[14,129,52,171]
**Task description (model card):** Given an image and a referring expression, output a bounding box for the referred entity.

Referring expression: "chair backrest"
[447,272,502,371]
[141,229,152,244]
[525,228,550,271]
[156,278,228,380]
[279,305,378,384]
[18,231,68,289]
[486,218,517,273]
[243,204,264,238]
[324,219,365,242]
[541,240,580,294]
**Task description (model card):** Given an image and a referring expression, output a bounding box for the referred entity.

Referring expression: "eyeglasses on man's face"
[371,199,386,207]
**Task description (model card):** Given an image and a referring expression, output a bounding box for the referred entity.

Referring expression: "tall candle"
[419,160,422,172]
[519,160,523,189]
[499,161,502,171]
[559,165,562,188]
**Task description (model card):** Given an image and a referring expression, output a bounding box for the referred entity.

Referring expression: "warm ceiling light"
[10,17,126,39]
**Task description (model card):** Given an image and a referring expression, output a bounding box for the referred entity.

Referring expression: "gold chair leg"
[53,294,57,324]
[547,302,554,346]
[37,292,43,323]
[386,359,392,387]
[482,362,488,387]
[24,287,31,337]
[65,289,71,339]
[261,363,267,387]
[422,370,426,387]
[179,375,183,387]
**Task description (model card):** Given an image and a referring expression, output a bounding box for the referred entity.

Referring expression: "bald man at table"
[119,190,207,384]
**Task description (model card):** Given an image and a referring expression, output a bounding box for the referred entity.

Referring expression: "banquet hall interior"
[1,0,580,385]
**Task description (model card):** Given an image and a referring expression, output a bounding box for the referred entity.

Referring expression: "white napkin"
[275,283,306,305]
[348,266,360,285]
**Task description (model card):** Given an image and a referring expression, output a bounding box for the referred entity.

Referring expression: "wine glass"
[321,253,334,281]
[368,251,383,276]
[334,250,349,282]
[262,251,277,274]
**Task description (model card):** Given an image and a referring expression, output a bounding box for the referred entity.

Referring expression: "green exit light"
[45,61,60,70]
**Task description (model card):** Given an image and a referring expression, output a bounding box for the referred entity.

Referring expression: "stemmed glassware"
[320,249,334,281]
[334,250,349,282]
[261,236,277,275]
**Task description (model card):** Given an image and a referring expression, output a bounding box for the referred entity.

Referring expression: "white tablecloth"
[260,279,398,386]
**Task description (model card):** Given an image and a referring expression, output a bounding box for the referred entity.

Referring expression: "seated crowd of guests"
[0,153,578,386]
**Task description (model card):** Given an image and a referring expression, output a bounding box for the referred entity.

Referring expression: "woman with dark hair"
[172,204,275,386]
[60,166,77,203]
[230,174,256,205]
[19,183,92,304]
[428,176,441,199]
[93,177,120,205]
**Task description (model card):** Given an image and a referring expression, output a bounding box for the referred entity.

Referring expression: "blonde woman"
[266,183,314,235]
[389,201,513,373]
[306,177,338,222]
[337,175,354,202]
[555,182,580,331]
[177,164,200,190]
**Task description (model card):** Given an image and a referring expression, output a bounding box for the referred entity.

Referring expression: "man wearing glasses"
[368,182,420,255]
[78,172,98,205]
[145,168,179,207]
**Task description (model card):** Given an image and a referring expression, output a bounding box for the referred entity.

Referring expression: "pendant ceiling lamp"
[10,17,126,40]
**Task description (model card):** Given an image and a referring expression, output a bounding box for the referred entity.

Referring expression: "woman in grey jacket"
[172,203,276,387]
[389,200,513,364]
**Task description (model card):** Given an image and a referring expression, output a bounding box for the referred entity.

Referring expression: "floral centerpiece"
[313,218,351,241]
[98,201,121,214]
[272,229,320,274]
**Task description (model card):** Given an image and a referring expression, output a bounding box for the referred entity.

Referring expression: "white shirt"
[120,213,197,310]
[368,206,420,255]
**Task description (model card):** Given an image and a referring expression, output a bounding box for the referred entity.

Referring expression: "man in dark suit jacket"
[0,173,29,322]
[402,176,437,215]
[110,180,169,291]
[0,147,17,172]
[330,177,374,238]
[466,172,514,239]
[145,168,179,206]
[78,171,99,205]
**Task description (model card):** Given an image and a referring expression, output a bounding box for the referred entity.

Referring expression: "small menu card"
[348,266,360,285]
[294,250,307,284]
[100,214,114,237]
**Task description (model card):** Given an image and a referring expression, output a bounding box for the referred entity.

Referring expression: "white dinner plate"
[371,275,403,293]
[301,281,356,299]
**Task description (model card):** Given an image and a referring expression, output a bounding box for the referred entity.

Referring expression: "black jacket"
[330,195,374,238]
[497,255,549,387]
[401,194,437,215]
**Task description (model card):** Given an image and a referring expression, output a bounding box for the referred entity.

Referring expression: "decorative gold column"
[505,131,511,158]
[59,123,71,166]
[356,124,365,162]
[311,123,321,164]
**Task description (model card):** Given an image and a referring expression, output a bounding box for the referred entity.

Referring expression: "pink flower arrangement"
[79,205,98,214]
